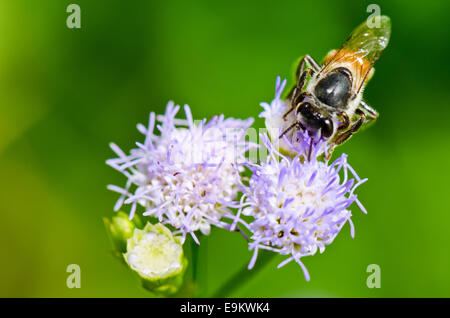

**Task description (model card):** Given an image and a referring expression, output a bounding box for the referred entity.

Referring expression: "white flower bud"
[124,223,187,295]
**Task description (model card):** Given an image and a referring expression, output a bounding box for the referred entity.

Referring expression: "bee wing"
[344,15,391,63]
[321,16,391,94]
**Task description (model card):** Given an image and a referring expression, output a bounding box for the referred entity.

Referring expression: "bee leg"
[337,112,350,131]
[333,111,366,145]
[297,69,313,90]
[295,55,319,79]
[284,85,298,117]
[287,54,319,100]
[285,55,321,119]
[327,112,350,158]
[286,69,311,105]
[326,145,335,160]
[287,57,307,100]
[283,70,314,120]
[301,54,321,73]
[359,100,379,121]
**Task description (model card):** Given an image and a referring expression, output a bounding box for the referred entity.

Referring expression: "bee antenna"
[279,122,300,139]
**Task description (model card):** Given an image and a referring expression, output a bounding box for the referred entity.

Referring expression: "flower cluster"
[106,76,368,285]
[107,102,254,243]
[233,77,367,280]
[236,133,366,280]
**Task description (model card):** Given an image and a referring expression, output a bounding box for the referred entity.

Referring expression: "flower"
[234,77,367,281]
[107,102,254,243]
[237,133,367,281]
[124,222,187,295]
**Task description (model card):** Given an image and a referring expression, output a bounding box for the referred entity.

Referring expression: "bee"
[280,15,391,154]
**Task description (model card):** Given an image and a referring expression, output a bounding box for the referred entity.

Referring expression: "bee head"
[296,102,334,139]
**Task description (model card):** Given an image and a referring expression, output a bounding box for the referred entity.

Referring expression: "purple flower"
[107,102,254,243]
[234,77,367,281]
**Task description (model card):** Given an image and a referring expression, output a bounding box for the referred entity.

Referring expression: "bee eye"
[297,102,318,123]
[293,92,308,106]
[297,102,312,115]
[321,118,334,138]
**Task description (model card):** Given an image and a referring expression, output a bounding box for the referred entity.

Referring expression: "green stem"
[197,238,208,297]
[191,239,200,283]
[212,250,276,297]
[190,236,208,297]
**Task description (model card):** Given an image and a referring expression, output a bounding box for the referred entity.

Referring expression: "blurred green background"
[0,0,449,297]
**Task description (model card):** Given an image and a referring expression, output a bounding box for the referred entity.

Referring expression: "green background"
[1,0,449,297]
